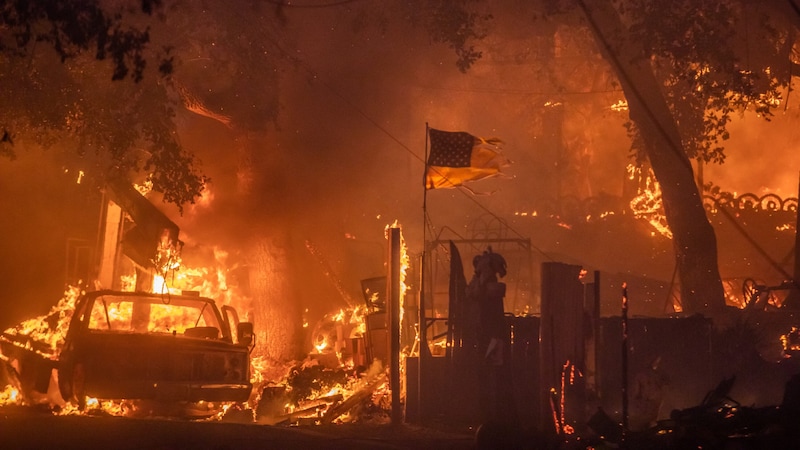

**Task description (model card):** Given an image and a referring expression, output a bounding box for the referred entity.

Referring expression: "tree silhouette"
[0,0,210,210]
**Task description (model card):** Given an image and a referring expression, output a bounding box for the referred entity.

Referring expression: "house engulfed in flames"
[0,178,410,424]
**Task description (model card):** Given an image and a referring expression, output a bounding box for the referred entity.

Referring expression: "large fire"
[1,286,82,358]
[263,222,411,425]
[0,224,411,425]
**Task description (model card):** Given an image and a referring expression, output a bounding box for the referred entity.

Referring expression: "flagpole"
[423,122,429,212]
[418,122,430,422]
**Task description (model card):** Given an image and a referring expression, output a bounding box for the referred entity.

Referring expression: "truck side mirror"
[237,322,255,350]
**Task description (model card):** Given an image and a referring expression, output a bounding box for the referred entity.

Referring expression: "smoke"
[3,2,798,336]
[0,146,101,329]
[705,107,800,198]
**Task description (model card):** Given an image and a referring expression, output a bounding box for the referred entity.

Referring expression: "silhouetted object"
[785,174,800,307]
[629,356,669,430]
[779,372,800,446]
[587,406,622,444]
[447,241,470,361]
[621,282,629,442]
[671,376,737,422]
[474,420,521,450]
[539,262,586,437]
[467,246,507,361]
[360,276,386,313]
[106,176,181,272]
[781,372,800,416]
[465,247,518,426]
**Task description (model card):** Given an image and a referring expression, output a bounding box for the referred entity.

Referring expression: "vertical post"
[419,123,430,422]
[793,173,800,292]
[540,262,585,434]
[388,226,402,424]
[417,250,427,421]
[621,282,629,447]
[96,199,123,290]
[585,271,602,398]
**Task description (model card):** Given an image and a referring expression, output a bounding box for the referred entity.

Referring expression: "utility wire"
[245,7,552,257]
[787,0,800,19]
[246,4,798,273]
[577,0,798,286]
[261,0,364,8]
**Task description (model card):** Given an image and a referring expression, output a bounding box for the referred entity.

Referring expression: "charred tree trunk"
[250,233,302,362]
[641,122,725,314]
[578,0,725,314]
[238,132,303,362]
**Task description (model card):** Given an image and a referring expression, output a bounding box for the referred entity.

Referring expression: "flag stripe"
[425,128,509,190]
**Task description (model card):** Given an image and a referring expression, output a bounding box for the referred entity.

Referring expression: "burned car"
[2,289,254,412]
[58,290,254,408]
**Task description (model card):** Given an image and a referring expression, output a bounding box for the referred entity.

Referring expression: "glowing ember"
[781,327,800,354]
[133,178,153,196]
[310,305,367,366]
[255,222,408,425]
[628,164,673,239]
[610,99,629,112]
[559,360,580,435]
[249,355,270,386]
[0,385,19,404]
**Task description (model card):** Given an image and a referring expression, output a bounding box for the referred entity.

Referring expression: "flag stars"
[428,130,474,167]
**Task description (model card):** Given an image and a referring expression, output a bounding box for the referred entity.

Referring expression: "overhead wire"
[577,0,798,286]
[242,5,553,258]
[260,0,364,8]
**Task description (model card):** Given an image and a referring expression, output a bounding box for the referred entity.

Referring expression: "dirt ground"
[0,405,478,450]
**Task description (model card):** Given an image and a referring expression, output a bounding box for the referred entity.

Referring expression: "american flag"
[425,128,508,190]
[427,129,475,168]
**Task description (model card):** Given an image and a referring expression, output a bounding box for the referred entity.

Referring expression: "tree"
[574,0,792,314]
[429,0,797,314]
[1,0,206,209]
[404,0,493,73]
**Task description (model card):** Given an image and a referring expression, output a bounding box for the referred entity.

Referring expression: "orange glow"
[1,285,82,358]
[0,385,19,405]
[1,225,399,424]
[610,99,628,111]
[555,359,582,435]
[628,164,672,239]
[781,327,800,354]
[1,247,256,416]
[280,222,406,424]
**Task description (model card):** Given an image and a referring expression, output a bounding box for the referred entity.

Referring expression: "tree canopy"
[0,0,207,209]
[1,0,497,211]
[575,0,797,313]
[5,0,797,315]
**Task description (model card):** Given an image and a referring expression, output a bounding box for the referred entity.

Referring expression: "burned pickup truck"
[1,289,254,413]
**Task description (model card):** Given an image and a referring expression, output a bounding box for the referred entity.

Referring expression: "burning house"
[5,2,800,449]
[0,179,256,418]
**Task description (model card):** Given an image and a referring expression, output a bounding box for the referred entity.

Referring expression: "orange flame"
[628,164,673,239]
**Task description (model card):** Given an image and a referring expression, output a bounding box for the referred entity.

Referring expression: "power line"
[787,0,800,19]
[244,8,545,251]
[407,83,624,96]
[260,0,363,8]
[576,0,794,287]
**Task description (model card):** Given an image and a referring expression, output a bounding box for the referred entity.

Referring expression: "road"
[0,405,477,450]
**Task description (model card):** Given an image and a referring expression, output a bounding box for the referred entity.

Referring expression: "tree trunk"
[238,132,304,362]
[578,0,726,314]
[250,233,302,361]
